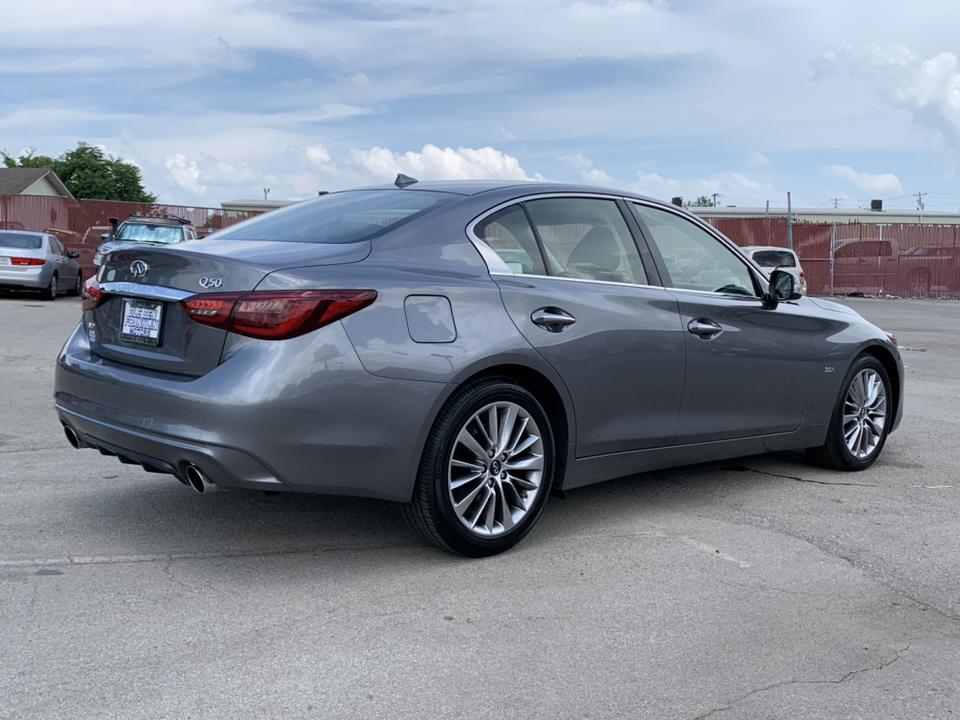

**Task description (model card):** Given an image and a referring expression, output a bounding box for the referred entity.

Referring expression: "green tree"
[685,195,717,208]
[2,148,56,169]
[3,142,156,202]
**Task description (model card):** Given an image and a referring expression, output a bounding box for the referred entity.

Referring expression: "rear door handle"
[531,307,576,332]
[687,318,723,338]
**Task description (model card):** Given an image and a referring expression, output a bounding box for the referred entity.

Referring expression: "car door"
[47,237,68,290]
[473,195,686,456]
[630,202,818,444]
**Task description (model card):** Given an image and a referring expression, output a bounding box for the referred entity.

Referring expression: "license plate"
[119,298,163,346]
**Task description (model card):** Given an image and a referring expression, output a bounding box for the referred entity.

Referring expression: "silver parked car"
[55,180,903,556]
[740,245,807,295]
[0,230,82,300]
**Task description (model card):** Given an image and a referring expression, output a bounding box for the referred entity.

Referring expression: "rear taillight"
[81,275,106,311]
[181,290,377,340]
[11,257,45,266]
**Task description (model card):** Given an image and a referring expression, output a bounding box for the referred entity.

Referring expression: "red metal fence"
[0,194,260,279]
[3,194,959,297]
[706,217,960,298]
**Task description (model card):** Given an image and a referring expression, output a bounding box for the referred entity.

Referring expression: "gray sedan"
[55,180,903,556]
[0,230,82,300]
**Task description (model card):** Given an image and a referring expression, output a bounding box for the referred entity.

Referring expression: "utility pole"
[786,191,794,250]
[263,187,271,200]
[915,191,926,211]
[830,197,841,209]
[711,192,721,207]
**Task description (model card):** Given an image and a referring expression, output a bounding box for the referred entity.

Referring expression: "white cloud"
[350,144,538,182]
[165,153,203,195]
[153,143,540,204]
[816,42,960,150]
[304,144,331,167]
[746,152,770,168]
[632,171,777,205]
[822,164,903,195]
[560,153,616,185]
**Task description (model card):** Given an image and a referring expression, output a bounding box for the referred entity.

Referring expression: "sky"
[4,0,960,211]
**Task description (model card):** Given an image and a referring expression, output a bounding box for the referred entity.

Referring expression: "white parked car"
[93,216,198,267]
[740,246,807,295]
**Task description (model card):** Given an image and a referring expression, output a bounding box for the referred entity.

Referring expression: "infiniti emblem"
[129,260,149,279]
[199,276,223,289]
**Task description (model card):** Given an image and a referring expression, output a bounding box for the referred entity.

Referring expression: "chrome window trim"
[467,191,769,300]
[490,271,669,293]
[99,282,193,302]
[467,191,657,286]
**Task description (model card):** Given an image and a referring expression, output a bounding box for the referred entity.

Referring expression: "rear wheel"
[42,274,57,301]
[808,355,891,470]
[72,272,83,296]
[403,377,555,556]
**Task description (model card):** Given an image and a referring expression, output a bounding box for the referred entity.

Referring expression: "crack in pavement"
[726,465,879,487]
[692,644,911,719]
[0,540,422,570]
[695,510,960,626]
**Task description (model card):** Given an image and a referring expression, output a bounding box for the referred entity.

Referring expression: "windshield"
[751,250,796,268]
[213,190,454,244]
[0,233,42,249]
[115,223,184,244]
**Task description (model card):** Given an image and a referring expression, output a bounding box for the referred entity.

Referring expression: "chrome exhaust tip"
[63,425,83,449]
[184,464,218,494]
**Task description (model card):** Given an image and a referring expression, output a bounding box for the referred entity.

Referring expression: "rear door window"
[476,206,546,275]
[751,250,796,268]
[525,198,648,285]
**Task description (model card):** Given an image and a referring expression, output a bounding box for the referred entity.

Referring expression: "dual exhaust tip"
[183,464,218,494]
[63,425,217,494]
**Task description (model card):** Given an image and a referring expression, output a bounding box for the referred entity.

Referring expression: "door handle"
[531,307,576,332]
[687,318,723,338]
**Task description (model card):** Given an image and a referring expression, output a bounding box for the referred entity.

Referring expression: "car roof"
[121,217,190,226]
[743,245,797,254]
[0,229,45,237]
[343,179,662,203]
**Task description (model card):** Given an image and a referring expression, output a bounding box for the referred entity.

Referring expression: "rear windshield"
[116,223,184,244]
[751,250,796,268]
[0,233,42,249]
[213,190,454,244]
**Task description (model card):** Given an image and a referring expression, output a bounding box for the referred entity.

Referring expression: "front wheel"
[403,378,555,557]
[808,355,891,470]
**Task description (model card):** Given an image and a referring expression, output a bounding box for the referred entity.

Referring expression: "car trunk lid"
[88,238,370,375]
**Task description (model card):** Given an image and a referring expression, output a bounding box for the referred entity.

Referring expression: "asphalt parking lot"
[1,294,958,719]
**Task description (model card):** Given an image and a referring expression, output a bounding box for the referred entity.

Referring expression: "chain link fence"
[705,217,960,298]
[0,195,261,279]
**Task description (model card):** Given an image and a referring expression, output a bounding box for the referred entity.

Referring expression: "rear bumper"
[0,265,49,289]
[54,322,448,501]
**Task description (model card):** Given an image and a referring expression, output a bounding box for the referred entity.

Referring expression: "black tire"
[402,377,555,557]
[807,354,892,471]
[43,274,57,301]
[72,271,83,297]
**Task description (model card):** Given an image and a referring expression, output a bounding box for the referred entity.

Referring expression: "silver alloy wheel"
[843,368,887,459]
[448,401,544,537]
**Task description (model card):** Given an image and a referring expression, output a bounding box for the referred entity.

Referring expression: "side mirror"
[768,269,802,304]
[100,233,110,243]
[68,250,80,259]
